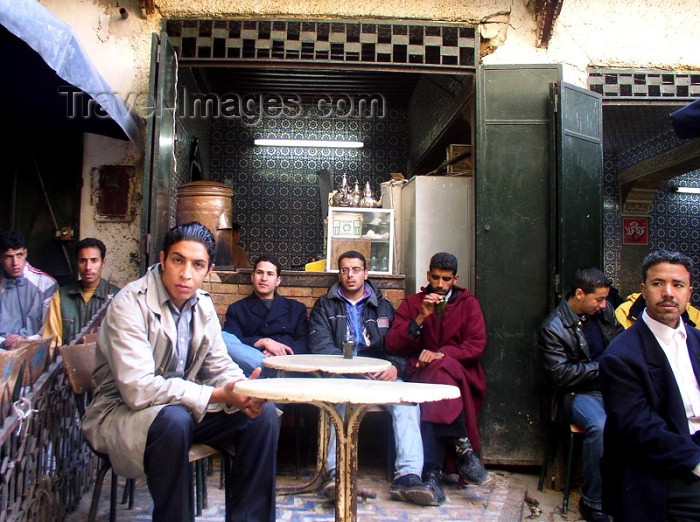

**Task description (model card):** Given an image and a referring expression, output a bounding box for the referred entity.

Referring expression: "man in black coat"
[222,255,308,377]
[600,250,700,521]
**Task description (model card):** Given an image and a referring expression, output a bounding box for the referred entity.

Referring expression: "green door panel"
[555,82,603,296]
[141,32,177,272]
[476,64,561,465]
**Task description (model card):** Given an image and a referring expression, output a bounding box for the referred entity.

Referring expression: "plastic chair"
[60,342,223,521]
[538,421,584,514]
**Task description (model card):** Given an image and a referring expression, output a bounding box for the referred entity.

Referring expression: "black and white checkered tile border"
[589,70,700,99]
[166,19,477,69]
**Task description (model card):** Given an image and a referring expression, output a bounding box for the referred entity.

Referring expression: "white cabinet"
[326,207,394,275]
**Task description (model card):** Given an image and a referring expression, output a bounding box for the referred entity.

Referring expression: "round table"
[262,354,392,496]
[235,377,460,522]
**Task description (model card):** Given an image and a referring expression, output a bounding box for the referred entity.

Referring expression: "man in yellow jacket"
[615,292,700,329]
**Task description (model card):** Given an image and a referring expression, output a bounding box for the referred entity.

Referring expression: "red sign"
[622,217,648,245]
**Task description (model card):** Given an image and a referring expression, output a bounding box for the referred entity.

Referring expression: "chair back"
[60,343,97,395]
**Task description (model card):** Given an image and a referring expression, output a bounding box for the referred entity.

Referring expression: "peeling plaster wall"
[80,133,142,288]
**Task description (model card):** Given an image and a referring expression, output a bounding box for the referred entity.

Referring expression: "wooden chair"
[60,342,224,521]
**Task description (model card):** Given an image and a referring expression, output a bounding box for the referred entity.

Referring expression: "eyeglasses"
[339,267,365,275]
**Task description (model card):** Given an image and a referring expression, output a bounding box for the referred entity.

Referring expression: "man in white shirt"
[600,250,700,521]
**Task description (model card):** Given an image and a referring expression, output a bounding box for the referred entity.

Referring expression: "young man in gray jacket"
[82,222,279,522]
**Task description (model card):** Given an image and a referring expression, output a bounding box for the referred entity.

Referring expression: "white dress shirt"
[642,309,700,435]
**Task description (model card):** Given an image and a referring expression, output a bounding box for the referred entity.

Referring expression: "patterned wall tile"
[208,104,408,270]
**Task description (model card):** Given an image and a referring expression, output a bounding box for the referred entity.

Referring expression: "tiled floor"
[65,461,583,521]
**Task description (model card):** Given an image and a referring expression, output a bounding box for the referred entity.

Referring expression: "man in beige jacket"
[82,222,279,522]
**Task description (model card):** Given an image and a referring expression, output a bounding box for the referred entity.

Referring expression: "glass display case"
[326,207,394,274]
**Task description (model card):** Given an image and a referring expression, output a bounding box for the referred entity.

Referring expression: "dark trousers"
[667,475,700,521]
[144,402,279,522]
[421,411,468,471]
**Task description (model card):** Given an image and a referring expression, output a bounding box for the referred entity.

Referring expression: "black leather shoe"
[578,498,609,522]
[389,473,437,506]
[424,470,446,505]
[455,437,488,484]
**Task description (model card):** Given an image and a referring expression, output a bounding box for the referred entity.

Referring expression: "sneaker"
[389,473,437,506]
[578,498,609,522]
[424,470,446,505]
[321,476,336,500]
[455,437,488,484]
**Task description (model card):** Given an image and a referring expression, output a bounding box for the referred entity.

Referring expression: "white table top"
[234,377,460,405]
[261,354,391,374]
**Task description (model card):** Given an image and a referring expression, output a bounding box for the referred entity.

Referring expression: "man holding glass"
[308,250,438,506]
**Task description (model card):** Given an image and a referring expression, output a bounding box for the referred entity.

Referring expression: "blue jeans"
[221,331,276,378]
[326,379,424,480]
[568,391,605,509]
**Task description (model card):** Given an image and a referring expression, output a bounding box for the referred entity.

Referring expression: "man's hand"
[211,367,267,418]
[4,334,22,350]
[367,364,398,381]
[254,338,294,357]
[416,293,442,325]
[415,349,445,369]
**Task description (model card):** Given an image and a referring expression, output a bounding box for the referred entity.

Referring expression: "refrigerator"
[399,176,475,295]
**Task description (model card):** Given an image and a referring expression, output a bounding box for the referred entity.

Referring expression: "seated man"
[82,222,279,522]
[0,230,57,350]
[222,254,308,377]
[309,250,437,506]
[615,291,700,329]
[538,267,621,522]
[601,250,700,521]
[386,252,488,503]
[43,237,120,347]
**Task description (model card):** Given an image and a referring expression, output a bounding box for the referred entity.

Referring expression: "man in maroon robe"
[386,252,487,501]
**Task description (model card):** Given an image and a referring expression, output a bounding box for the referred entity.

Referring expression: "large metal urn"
[175,181,235,267]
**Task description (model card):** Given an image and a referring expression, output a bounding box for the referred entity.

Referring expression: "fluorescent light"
[254,139,363,148]
[674,187,700,194]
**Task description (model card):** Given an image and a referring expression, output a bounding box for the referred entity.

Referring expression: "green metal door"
[476,65,604,465]
[476,64,561,465]
[554,82,603,296]
[141,32,178,272]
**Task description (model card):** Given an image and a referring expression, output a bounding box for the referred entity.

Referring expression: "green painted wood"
[555,82,603,296]
[141,32,177,272]
[476,64,561,465]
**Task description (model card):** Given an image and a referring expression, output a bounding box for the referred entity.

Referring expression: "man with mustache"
[386,252,488,504]
[600,250,700,521]
[222,254,308,377]
[538,267,622,522]
[0,230,57,350]
[42,238,120,347]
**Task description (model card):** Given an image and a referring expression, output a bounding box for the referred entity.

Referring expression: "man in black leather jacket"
[538,268,623,522]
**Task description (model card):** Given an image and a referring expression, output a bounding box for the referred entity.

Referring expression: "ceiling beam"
[619,136,700,214]
[534,0,564,48]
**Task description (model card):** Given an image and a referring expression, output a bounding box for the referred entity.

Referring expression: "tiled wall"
[603,129,700,305]
[208,104,409,270]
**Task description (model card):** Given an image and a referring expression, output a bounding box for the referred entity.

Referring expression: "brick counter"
[203,269,406,323]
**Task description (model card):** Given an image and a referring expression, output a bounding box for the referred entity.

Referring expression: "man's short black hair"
[0,230,26,253]
[429,252,458,275]
[162,221,216,266]
[254,255,282,276]
[642,250,694,283]
[571,267,611,295]
[76,238,107,260]
[338,250,366,270]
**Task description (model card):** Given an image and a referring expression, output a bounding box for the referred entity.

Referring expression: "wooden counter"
[203,269,406,322]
